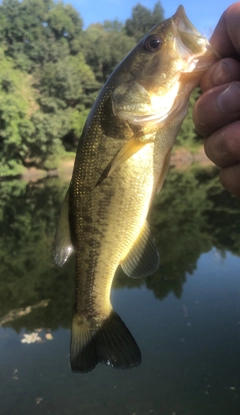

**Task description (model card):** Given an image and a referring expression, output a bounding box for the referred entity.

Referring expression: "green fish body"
[54,5,219,372]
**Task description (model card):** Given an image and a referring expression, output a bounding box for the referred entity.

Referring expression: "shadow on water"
[1,165,240,332]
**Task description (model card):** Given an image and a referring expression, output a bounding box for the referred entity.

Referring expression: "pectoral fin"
[108,131,148,176]
[54,189,74,266]
[120,221,159,278]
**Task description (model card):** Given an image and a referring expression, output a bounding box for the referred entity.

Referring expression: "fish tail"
[70,309,141,373]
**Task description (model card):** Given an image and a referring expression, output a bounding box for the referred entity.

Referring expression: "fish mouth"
[172,5,220,73]
[173,5,202,39]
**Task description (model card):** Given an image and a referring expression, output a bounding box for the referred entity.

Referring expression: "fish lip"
[172,5,201,37]
[172,5,220,73]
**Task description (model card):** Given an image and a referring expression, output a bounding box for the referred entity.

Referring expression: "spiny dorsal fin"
[120,221,160,278]
[54,189,74,266]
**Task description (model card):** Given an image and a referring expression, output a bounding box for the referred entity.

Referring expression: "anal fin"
[120,221,160,278]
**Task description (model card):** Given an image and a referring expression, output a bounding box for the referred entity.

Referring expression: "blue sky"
[69,0,233,37]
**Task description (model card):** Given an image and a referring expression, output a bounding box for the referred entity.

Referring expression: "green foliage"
[0,48,37,176]
[0,0,203,177]
[176,89,203,150]
[0,0,99,175]
[69,108,89,139]
[125,1,164,41]
[83,23,135,82]
[35,53,95,109]
[0,0,84,68]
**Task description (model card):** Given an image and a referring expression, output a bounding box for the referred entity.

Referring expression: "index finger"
[210,3,240,58]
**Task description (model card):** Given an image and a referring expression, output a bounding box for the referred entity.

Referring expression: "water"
[0,166,240,415]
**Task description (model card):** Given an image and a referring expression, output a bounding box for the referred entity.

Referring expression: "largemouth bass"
[54,5,219,373]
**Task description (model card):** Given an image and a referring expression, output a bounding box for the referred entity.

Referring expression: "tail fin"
[70,309,141,373]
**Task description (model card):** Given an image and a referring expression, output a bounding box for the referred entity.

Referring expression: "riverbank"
[170,147,213,169]
[20,147,214,183]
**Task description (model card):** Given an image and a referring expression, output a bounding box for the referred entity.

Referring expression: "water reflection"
[1,166,240,332]
[113,166,240,299]
[1,166,240,414]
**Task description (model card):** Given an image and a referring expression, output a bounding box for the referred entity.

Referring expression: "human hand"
[193,3,240,197]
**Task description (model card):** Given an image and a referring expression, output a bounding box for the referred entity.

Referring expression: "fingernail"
[212,61,232,85]
[217,83,240,113]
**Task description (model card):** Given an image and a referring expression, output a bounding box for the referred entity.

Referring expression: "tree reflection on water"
[1,165,240,331]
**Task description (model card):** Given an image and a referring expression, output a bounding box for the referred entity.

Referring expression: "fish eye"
[143,35,162,52]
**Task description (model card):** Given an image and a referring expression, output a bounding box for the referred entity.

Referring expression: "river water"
[0,165,239,415]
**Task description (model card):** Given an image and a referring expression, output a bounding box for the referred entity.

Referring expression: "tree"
[0,47,37,176]
[33,52,97,152]
[0,0,209,176]
[0,0,84,70]
[83,23,135,82]
[0,0,102,173]
[125,1,164,41]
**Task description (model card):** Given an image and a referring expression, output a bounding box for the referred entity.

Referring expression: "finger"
[210,3,240,57]
[219,164,240,198]
[200,58,240,92]
[204,121,240,168]
[193,82,240,137]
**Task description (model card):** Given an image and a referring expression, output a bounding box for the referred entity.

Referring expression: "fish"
[54,5,219,373]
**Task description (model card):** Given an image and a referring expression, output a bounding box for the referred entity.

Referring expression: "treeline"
[0,0,200,178]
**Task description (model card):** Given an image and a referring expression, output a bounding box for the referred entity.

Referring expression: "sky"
[69,0,233,37]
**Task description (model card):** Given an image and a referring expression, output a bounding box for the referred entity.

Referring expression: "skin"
[193,3,240,197]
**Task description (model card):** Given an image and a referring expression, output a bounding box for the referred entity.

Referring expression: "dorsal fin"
[120,221,159,278]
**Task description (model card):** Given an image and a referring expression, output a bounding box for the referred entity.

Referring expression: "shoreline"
[19,147,214,183]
